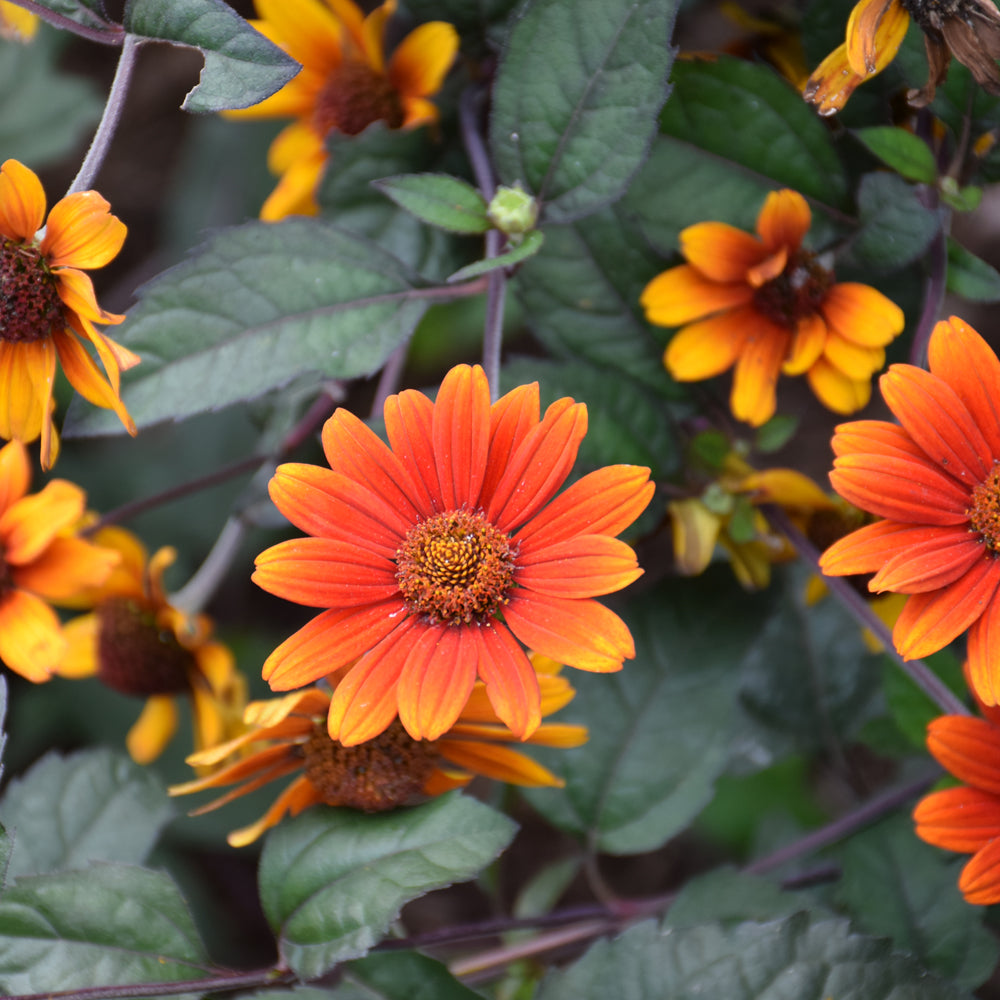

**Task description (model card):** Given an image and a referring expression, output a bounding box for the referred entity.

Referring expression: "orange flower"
[55,526,246,764]
[0,159,138,469]
[170,655,587,846]
[0,1,37,41]
[640,189,904,427]
[227,0,458,220]
[253,363,653,747]
[914,711,1000,905]
[820,316,1000,707]
[0,439,119,682]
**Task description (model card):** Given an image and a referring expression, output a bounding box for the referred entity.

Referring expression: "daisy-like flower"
[227,0,458,220]
[0,1,37,41]
[640,188,905,427]
[0,439,119,682]
[55,526,246,764]
[170,655,587,846]
[804,0,1000,115]
[820,316,1000,706]
[0,159,138,469]
[253,363,653,747]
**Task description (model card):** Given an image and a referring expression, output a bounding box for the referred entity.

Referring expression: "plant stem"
[7,0,123,43]
[908,193,948,368]
[67,33,141,195]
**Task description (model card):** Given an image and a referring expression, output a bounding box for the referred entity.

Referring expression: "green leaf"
[754,415,798,454]
[490,0,676,222]
[0,748,173,879]
[946,237,1000,302]
[837,816,999,990]
[500,357,679,478]
[659,57,849,208]
[846,172,942,272]
[63,220,428,436]
[373,174,490,234]
[448,230,545,282]
[854,127,938,184]
[534,913,973,1000]
[258,793,516,978]
[16,0,113,33]
[883,648,965,750]
[0,864,209,994]
[123,0,300,112]
[522,575,773,854]
[665,868,807,929]
[401,0,520,39]
[341,952,483,1000]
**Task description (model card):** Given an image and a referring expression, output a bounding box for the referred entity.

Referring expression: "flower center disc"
[303,719,436,811]
[969,465,1000,551]
[395,510,516,625]
[313,59,405,137]
[97,596,195,697]
[752,251,834,330]
[0,238,65,344]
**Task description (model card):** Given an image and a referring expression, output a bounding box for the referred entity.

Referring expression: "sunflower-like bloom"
[0,1,37,41]
[641,189,904,427]
[819,316,1000,706]
[0,440,119,682]
[254,363,653,747]
[227,0,458,220]
[171,655,587,846]
[0,159,138,469]
[804,0,1000,115]
[55,526,247,764]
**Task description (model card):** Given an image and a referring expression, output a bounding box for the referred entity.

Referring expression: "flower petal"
[472,621,541,740]
[820,521,962,577]
[0,479,86,564]
[228,776,322,848]
[755,189,811,252]
[679,221,767,283]
[846,0,909,75]
[255,0,344,73]
[803,43,866,116]
[11,536,119,602]
[823,332,884,380]
[915,785,1000,853]
[387,21,458,99]
[480,382,540,508]
[959,837,1000,905]
[433,363,491,511]
[53,330,135,437]
[641,265,753,327]
[927,715,1000,794]
[0,438,30,517]
[831,419,929,461]
[0,588,63,681]
[126,695,178,765]
[782,313,826,376]
[435,738,563,786]
[821,282,904,347]
[383,386,441,512]
[260,147,325,221]
[0,159,45,240]
[517,534,642,598]
[53,612,99,678]
[0,339,54,456]
[869,530,985,593]
[41,191,126,269]
[966,596,1000,706]
[664,307,753,381]
[730,317,789,426]
[806,357,871,414]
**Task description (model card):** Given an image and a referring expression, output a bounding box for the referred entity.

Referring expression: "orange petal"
[11,536,119,602]
[823,333,884,380]
[663,308,751,381]
[55,267,124,325]
[782,313,826,375]
[434,738,562,787]
[228,775,322,848]
[41,191,125,269]
[126,696,178,764]
[53,330,135,437]
[387,21,458,99]
[517,534,642,598]
[504,591,634,672]
[803,44,866,116]
[262,600,406,690]
[481,382,541,507]
[0,339,54,454]
[869,530,984,593]
[399,95,440,129]
[959,838,1000,905]
[0,159,45,240]
[383,386,441,512]
[927,715,1000,794]
[54,612,99,678]
[806,357,871,414]
[255,0,344,73]
[679,221,766,283]
[821,283,904,347]
[433,364,491,511]
[820,521,963,577]
[472,621,541,740]
[0,479,86,564]
[914,786,1000,852]
[755,188,811,252]
[730,318,789,426]
[260,147,325,221]
[0,588,63,681]
[0,438,30,516]
[252,536,398,607]
[831,418,927,461]
[967,598,1000,707]
[846,0,909,75]
[359,0,391,71]
[641,265,754,328]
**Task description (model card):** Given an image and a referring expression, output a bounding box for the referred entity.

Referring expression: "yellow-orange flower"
[820,316,1000,708]
[253,363,653,748]
[641,189,904,427]
[228,0,458,220]
[171,655,588,846]
[0,439,118,681]
[804,0,1000,115]
[0,1,37,41]
[0,159,138,469]
[55,526,246,764]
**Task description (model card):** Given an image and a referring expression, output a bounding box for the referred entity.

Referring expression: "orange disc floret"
[252,363,654,747]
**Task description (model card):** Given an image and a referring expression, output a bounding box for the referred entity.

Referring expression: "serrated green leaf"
[846,172,942,272]
[535,912,973,1000]
[490,0,676,223]
[122,0,300,112]
[258,793,516,978]
[448,229,544,282]
[523,575,773,854]
[0,864,209,994]
[374,174,490,234]
[837,816,999,990]
[63,220,428,436]
[18,0,113,32]
[342,952,483,1000]
[665,868,806,929]
[946,237,1000,302]
[0,748,173,879]
[659,56,849,208]
[854,126,937,183]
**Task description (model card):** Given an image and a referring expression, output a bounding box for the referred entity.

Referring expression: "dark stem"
[908,190,949,369]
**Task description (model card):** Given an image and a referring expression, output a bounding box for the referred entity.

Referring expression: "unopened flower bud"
[487,182,539,236]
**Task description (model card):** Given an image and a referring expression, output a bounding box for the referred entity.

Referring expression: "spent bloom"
[253,363,653,748]
[641,189,904,427]
[171,655,587,846]
[0,159,138,469]
[821,316,1000,707]
[56,526,247,764]
[227,0,458,220]
[0,439,119,682]
[804,0,1000,115]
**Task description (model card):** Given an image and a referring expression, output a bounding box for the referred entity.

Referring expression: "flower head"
[804,0,1000,115]
[55,526,246,764]
[253,364,653,747]
[0,159,138,469]
[641,189,904,427]
[227,0,458,220]
[820,316,1000,706]
[0,2,37,41]
[0,440,119,681]
[170,654,587,846]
